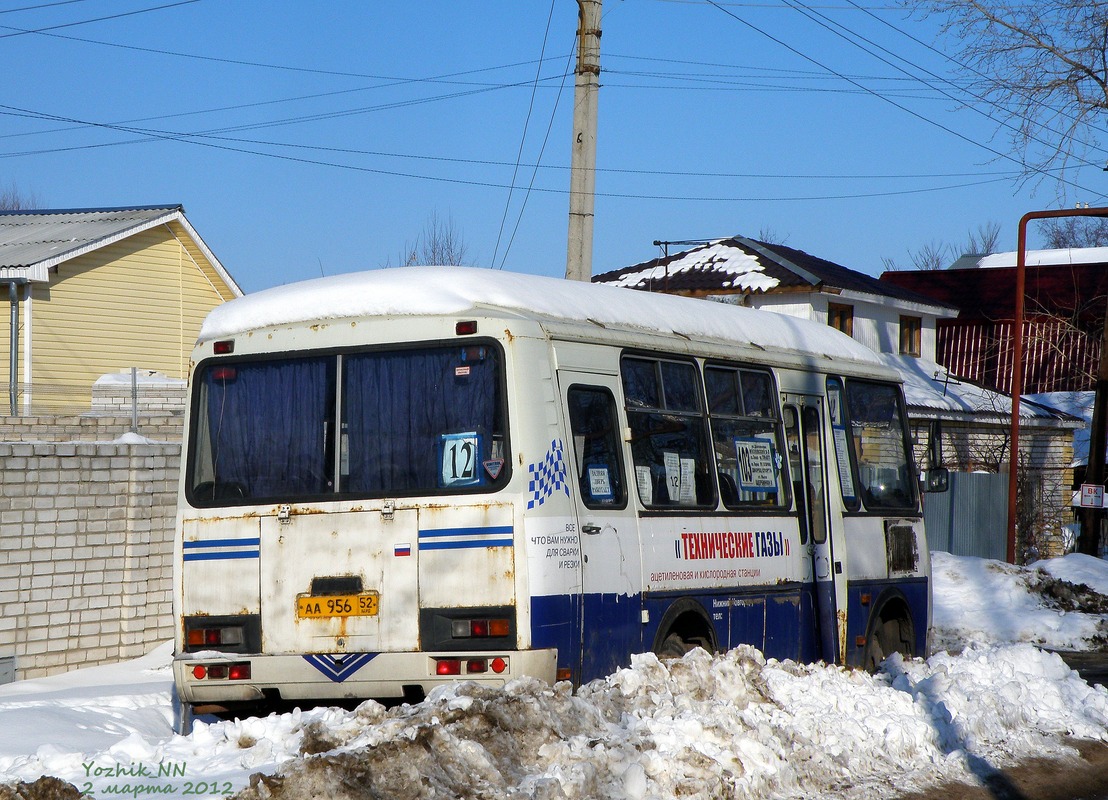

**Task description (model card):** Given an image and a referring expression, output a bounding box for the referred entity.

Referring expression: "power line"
[497,23,577,268]
[702,0,1108,201]
[783,0,1108,170]
[0,100,1017,202]
[0,103,1029,182]
[0,0,200,39]
[492,0,560,269]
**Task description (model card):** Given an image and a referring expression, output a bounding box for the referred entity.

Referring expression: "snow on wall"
[198,266,880,365]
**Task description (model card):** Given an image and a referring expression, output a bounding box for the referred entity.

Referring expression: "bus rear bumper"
[172,648,558,706]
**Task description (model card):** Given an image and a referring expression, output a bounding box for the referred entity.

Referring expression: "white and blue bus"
[173,266,932,717]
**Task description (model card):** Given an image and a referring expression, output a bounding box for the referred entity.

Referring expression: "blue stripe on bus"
[183,550,260,562]
[418,526,513,538]
[303,653,377,682]
[417,525,514,551]
[183,538,261,549]
[419,538,514,551]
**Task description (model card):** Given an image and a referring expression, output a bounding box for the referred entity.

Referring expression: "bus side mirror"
[922,467,949,493]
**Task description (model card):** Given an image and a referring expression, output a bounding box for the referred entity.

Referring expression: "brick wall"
[0,413,183,681]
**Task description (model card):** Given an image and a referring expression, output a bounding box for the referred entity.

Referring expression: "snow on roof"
[879,354,1076,422]
[199,266,881,365]
[972,247,1108,268]
[597,239,781,292]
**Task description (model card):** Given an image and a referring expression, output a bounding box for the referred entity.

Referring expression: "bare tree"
[881,222,1003,271]
[393,211,472,267]
[908,0,1108,188]
[0,183,39,210]
[756,225,789,246]
[1038,216,1108,248]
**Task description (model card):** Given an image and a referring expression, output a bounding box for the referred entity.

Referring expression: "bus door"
[783,396,847,664]
[558,372,642,682]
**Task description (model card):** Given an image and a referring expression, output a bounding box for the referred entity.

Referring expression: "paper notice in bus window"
[679,458,696,504]
[587,466,613,499]
[832,427,856,499]
[664,452,681,502]
[734,438,778,493]
[636,466,653,504]
[828,389,843,426]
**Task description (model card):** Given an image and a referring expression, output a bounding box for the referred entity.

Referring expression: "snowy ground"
[1,553,1106,800]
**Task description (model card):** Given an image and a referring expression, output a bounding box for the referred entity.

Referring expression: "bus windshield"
[187,343,508,505]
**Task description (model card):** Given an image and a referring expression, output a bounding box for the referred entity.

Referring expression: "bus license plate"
[297,593,379,618]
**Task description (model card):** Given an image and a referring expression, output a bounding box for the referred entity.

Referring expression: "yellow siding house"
[0,205,242,415]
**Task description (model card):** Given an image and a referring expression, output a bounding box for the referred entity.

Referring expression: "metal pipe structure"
[1009,207,1108,563]
[7,279,24,417]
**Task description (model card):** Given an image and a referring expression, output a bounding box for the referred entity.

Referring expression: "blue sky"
[3,0,1106,294]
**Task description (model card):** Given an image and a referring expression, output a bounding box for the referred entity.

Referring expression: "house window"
[828,303,854,336]
[899,315,922,357]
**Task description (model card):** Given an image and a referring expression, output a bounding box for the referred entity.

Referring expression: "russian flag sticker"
[394,542,412,557]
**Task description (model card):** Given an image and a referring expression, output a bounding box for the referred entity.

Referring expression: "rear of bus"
[171,314,556,715]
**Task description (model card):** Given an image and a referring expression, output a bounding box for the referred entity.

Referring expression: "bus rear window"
[188,343,508,505]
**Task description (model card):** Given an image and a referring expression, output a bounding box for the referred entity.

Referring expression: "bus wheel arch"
[651,598,717,659]
[861,589,916,672]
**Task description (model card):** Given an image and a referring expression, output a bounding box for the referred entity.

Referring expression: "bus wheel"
[652,600,716,660]
[863,615,914,672]
[656,633,696,659]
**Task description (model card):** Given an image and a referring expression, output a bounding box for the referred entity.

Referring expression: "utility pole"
[565,0,601,282]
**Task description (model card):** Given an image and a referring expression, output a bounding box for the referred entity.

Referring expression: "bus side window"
[567,386,627,508]
[621,356,715,509]
[842,380,918,511]
[783,406,808,545]
[705,365,788,510]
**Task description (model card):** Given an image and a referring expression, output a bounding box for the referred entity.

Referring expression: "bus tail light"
[436,659,462,676]
[450,618,511,639]
[434,657,507,676]
[186,626,244,649]
[189,662,251,680]
[228,663,251,681]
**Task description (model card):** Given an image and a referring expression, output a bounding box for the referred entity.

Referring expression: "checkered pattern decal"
[527,438,570,509]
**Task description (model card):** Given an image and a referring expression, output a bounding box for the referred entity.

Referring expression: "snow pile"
[1,553,1106,799]
[931,551,1108,652]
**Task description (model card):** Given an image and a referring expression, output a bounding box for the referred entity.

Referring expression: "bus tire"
[862,613,914,672]
[652,599,716,660]
[657,633,694,659]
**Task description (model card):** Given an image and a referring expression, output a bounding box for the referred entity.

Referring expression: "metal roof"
[0,206,240,296]
[595,236,958,313]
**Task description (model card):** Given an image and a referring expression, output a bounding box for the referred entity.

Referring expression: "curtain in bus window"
[844,381,916,510]
[343,346,503,495]
[201,357,334,500]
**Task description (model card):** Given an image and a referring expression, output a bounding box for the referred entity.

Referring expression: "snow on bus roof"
[198,266,881,364]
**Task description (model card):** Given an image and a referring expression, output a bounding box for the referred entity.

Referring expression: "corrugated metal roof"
[0,205,184,282]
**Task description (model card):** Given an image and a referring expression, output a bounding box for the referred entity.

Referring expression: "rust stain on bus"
[837,609,848,664]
